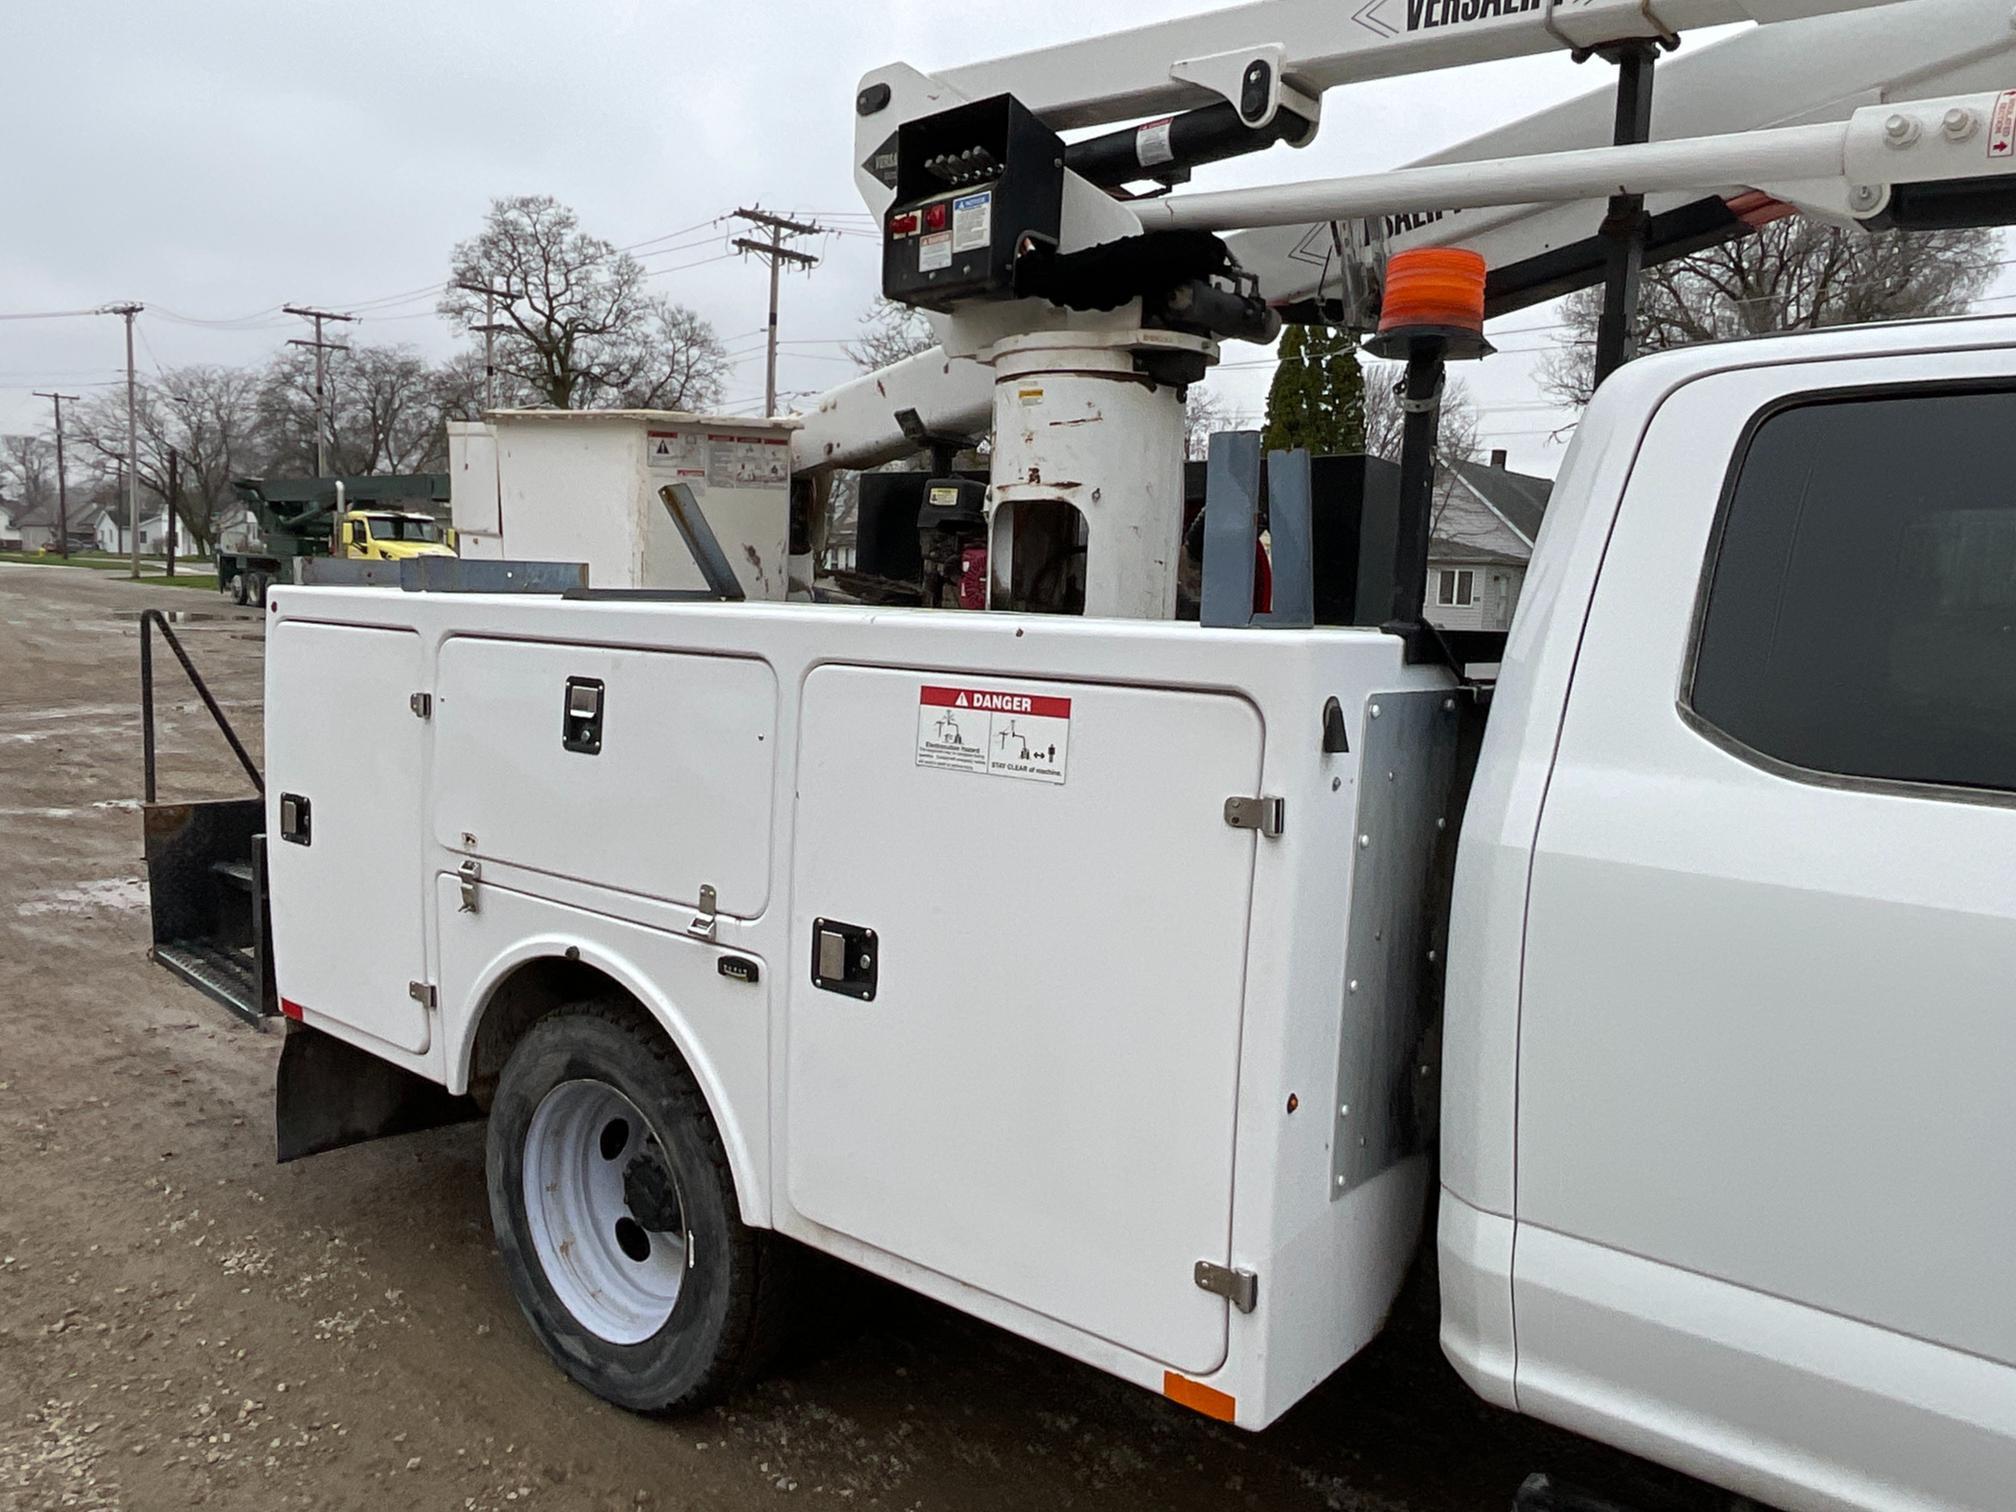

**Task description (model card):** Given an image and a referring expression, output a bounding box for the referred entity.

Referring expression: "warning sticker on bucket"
[916,684,1071,785]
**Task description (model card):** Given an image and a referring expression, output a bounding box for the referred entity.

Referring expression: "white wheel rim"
[522,1080,688,1345]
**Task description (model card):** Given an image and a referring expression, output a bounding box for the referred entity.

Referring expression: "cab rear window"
[1689,388,2016,796]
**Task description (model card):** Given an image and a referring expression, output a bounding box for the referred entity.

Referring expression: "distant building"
[10,499,91,554]
[0,496,18,551]
[1426,450,1552,634]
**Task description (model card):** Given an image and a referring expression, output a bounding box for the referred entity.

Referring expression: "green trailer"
[217,473,453,604]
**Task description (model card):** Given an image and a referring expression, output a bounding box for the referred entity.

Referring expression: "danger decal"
[916,684,1071,786]
[1993,91,2016,160]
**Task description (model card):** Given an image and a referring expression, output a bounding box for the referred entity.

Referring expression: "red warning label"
[1993,91,2016,159]
[916,684,1071,785]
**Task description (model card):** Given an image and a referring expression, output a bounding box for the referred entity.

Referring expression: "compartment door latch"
[563,678,606,755]
[1194,1261,1258,1314]
[1223,796,1285,838]
[811,919,879,1001]
[457,859,482,914]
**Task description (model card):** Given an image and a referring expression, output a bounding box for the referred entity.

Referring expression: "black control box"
[882,95,1065,312]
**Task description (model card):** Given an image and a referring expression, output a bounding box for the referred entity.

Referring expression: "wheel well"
[465,956,659,1110]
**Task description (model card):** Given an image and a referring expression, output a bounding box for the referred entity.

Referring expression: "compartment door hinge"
[1194,1260,1258,1314]
[1223,796,1285,838]
[688,884,719,943]
[408,981,438,1010]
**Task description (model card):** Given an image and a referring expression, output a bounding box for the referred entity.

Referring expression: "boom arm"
[1222,0,2016,319]
[799,0,2016,474]
[906,0,1897,134]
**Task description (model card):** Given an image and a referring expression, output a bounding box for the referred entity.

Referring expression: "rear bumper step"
[154,939,266,1026]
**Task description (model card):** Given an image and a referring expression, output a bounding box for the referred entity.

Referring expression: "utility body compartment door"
[787,667,1262,1376]
[432,637,776,916]
[266,622,431,1055]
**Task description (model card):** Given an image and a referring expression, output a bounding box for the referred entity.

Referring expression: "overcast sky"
[0,1,1960,477]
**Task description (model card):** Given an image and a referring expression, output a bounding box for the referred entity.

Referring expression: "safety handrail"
[139,609,263,803]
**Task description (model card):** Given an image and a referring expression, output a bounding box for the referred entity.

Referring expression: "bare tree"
[258,343,455,476]
[1184,386,1235,461]
[71,366,261,554]
[438,195,728,411]
[1543,222,2002,406]
[1362,360,1481,464]
[1,434,56,517]
[848,298,938,372]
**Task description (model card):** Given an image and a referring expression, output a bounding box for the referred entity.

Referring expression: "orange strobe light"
[1364,247,1494,361]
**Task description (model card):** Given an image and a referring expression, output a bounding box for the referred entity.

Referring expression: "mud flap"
[275,1020,482,1164]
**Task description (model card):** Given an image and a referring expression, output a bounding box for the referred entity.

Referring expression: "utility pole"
[283,305,356,476]
[103,303,144,578]
[457,284,518,414]
[31,390,79,559]
[164,446,179,577]
[732,209,822,417]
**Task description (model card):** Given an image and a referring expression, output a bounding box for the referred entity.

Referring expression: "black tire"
[228,573,248,606]
[250,573,270,608]
[485,1001,791,1413]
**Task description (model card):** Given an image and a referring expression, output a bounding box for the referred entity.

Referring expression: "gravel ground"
[0,561,1721,1512]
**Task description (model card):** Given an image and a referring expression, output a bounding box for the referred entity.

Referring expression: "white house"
[0,498,19,551]
[80,506,187,557]
[1425,451,1553,634]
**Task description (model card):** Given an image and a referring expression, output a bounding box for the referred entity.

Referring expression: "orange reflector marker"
[1366,246,1494,361]
[1163,1371,1238,1423]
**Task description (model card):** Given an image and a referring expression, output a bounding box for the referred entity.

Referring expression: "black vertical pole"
[165,446,178,577]
[140,614,157,804]
[1386,339,1447,632]
[1593,42,1659,389]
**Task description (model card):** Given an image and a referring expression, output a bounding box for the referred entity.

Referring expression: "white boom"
[911,0,1896,133]
[1145,91,2016,231]
[800,0,2016,474]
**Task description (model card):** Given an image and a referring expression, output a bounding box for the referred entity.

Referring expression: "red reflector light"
[923,202,949,232]
[280,998,305,1022]
[889,213,918,236]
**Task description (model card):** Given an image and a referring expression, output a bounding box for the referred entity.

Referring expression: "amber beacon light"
[1365,247,1493,361]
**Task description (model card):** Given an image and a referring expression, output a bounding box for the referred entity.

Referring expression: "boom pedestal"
[986,330,1215,620]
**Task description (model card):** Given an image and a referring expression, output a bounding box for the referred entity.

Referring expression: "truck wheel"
[250,574,270,608]
[486,1003,789,1413]
[228,573,248,606]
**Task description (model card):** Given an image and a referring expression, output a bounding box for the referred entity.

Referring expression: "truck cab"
[335,510,456,563]
[1441,313,2016,1512]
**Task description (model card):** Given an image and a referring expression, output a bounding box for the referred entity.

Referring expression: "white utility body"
[268,590,1448,1421]
[171,2,2016,1510]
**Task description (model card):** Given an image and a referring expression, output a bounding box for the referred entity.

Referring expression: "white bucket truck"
[139,2,2016,1508]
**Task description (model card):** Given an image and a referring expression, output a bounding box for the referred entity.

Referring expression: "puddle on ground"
[17,877,150,917]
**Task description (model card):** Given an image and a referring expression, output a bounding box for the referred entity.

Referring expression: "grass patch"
[0,550,130,570]
[134,573,221,592]
[0,551,219,590]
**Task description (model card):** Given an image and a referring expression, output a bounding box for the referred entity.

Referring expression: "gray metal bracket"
[1199,432,1316,629]
[1332,690,1462,1199]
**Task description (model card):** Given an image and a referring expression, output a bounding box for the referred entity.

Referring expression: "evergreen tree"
[1262,324,1367,456]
